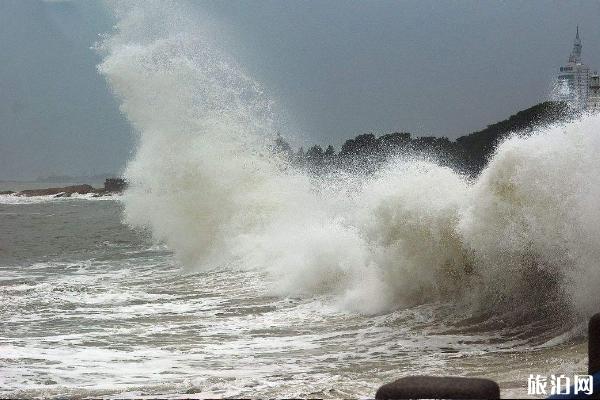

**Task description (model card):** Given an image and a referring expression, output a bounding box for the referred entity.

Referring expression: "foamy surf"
[99,1,600,322]
[0,192,121,205]
[3,2,599,398]
[0,250,587,399]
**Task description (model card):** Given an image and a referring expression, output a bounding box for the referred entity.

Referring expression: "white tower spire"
[569,25,582,63]
[555,26,591,110]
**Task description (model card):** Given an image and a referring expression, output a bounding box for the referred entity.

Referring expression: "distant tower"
[569,25,582,63]
[556,26,591,109]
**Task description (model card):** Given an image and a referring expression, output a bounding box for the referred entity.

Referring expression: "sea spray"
[99,1,600,321]
[461,117,600,318]
[97,0,299,268]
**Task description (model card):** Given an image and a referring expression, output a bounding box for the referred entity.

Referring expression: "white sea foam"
[98,1,600,320]
[0,192,120,205]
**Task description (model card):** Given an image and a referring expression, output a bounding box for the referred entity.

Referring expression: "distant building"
[556,27,590,109]
[555,26,599,111]
[588,73,600,110]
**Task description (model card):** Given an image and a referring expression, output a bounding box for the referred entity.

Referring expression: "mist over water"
[98,1,600,322]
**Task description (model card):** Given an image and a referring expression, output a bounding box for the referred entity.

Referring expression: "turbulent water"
[1,1,599,398]
[0,197,590,399]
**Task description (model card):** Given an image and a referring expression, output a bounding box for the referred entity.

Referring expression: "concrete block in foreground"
[375,375,500,399]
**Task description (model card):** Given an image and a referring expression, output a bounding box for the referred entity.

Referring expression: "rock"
[375,376,500,399]
[104,178,126,193]
[11,179,126,198]
[18,184,94,197]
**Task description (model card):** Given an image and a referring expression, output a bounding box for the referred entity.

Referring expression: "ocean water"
[0,196,590,398]
[2,1,599,398]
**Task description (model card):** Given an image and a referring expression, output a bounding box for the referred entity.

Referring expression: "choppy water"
[2,1,598,398]
[0,196,589,398]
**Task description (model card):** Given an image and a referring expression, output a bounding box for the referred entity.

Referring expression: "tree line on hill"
[275,101,571,176]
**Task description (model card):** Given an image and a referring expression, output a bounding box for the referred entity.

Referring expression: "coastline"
[0,178,126,198]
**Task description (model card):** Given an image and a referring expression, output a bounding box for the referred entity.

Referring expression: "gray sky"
[1,0,600,180]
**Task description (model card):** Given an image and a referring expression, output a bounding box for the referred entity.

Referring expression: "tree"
[340,133,377,155]
[379,132,411,149]
[274,134,292,156]
[324,145,335,156]
[306,145,324,159]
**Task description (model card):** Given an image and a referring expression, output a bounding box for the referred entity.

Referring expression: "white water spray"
[99,1,600,320]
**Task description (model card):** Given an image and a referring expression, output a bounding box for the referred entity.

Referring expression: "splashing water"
[4,2,600,398]
[98,1,600,324]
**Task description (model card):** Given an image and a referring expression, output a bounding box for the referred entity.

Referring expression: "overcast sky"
[1,0,600,180]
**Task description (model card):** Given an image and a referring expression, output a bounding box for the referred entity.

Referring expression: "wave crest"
[99,1,600,322]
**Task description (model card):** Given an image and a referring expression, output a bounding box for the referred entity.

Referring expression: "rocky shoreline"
[0,178,126,198]
[0,102,571,199]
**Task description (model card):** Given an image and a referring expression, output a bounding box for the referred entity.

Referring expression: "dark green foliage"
[379,132,411,150]
[277,101,570,176]
[306,145,324,159]
[274,134,293,156]
[454,101,570,173]
[340,133,378,156]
